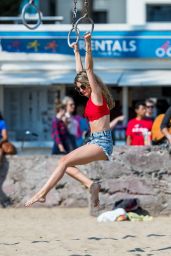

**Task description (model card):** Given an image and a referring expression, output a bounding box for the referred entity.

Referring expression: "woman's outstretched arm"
[84,34,102,101]
[85,34,94,71]
[72,43,83,73]
[110,115,125,130]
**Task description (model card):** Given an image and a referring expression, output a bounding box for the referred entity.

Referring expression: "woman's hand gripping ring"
[68,27,80,48]
[75,14,94,37]
[22,0,42,30]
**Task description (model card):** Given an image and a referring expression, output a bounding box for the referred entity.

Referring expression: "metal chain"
[68,0,79,47]
[71,0,94,45]
[84,0,89,16]
[29,0,34,4]
[72,0,78,28]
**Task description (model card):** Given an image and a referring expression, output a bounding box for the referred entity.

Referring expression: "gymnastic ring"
[68,27,80,48]
[75,14,94,37]
[22,0,42,30]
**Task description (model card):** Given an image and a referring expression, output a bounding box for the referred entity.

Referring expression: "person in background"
[74,105,89,147]
[62,96,78,150]
[110,115,125,145]
[0,112,16,164]
[145,98,156,121]
[160,106,171,146]
[0,112,8,164]
[51,103,71,155]
[110,115,125,130]
[126,102,153,146]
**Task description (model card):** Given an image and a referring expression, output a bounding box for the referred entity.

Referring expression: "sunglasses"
[146,105,154,109]
[68,103,75,107]
[75,84,87,92]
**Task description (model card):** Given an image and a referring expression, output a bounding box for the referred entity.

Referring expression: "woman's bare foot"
[90,183,101,207]
[25,192,46,207]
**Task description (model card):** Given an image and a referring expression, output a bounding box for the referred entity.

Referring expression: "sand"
[0,208,171,256]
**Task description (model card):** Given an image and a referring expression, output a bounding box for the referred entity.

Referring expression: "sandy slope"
[0,208,171,256]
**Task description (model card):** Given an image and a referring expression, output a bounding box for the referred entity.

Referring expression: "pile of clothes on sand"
[97,198,153,223]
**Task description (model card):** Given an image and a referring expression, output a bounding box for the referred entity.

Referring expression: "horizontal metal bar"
[0,16,64,22]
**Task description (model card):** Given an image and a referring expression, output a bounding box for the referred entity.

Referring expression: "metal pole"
[0,16,63,23]
[122,86,129,125]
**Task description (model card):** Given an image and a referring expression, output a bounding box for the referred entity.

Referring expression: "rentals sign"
[0,30,171,58]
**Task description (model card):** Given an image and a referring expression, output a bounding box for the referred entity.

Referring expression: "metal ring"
[68,27,80,48]
[21,1,42,30]
[75,14,94,36]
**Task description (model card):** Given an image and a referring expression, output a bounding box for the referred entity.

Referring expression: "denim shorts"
[87,129,113,160]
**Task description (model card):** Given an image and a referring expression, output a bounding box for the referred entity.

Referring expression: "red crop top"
[84,95,110,121]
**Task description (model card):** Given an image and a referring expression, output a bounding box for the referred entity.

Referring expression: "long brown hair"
[74,70,115,110]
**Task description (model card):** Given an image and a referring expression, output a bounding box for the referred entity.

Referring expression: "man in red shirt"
[126,102,153,146]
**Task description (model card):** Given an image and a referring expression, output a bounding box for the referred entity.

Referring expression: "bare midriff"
[89,114,110,133]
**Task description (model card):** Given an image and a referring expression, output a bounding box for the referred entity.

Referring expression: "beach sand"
[0,208,171,256]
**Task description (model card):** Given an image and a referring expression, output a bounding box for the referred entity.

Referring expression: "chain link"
[72,0,78,28]
[29,0,34,4]
[84,0,89,16]
[70,0,94,45]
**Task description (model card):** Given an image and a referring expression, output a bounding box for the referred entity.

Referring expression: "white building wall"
[57,0,82,24]
[127,0,145,25]
[93,0,126,23]
[108,0,126,23]
[127,0,171,25]
[57,0,72,24]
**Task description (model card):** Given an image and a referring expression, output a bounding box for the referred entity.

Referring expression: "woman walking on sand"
[25,33,114,208]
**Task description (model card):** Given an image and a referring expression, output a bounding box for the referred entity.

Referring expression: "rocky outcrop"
[0,146,171,216]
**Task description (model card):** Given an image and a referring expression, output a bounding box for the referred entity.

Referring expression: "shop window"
[93,11,107,23]
[49,0,56,16]
[146,4,171,22]
[0,0,20,17]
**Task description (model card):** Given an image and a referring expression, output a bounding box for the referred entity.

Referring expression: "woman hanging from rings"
[25,33,114,209]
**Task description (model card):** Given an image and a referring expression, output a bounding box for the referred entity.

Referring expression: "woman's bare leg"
[66,166,93,188]
[25,144,107,207]
[66,167,102,207]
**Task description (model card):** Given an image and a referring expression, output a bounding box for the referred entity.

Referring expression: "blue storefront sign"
[0,30,171,58]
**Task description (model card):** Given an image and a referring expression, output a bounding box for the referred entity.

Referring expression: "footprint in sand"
[147,233,166,237]
[122,235,136,239]
[88,236,117,241]
[0,242,20,246]
[69,255,92,256]
[128,248,145,253]
[152,246,171,252]
[32,240,50,243]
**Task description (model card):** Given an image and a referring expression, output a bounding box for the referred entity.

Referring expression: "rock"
[0,146,171,216]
